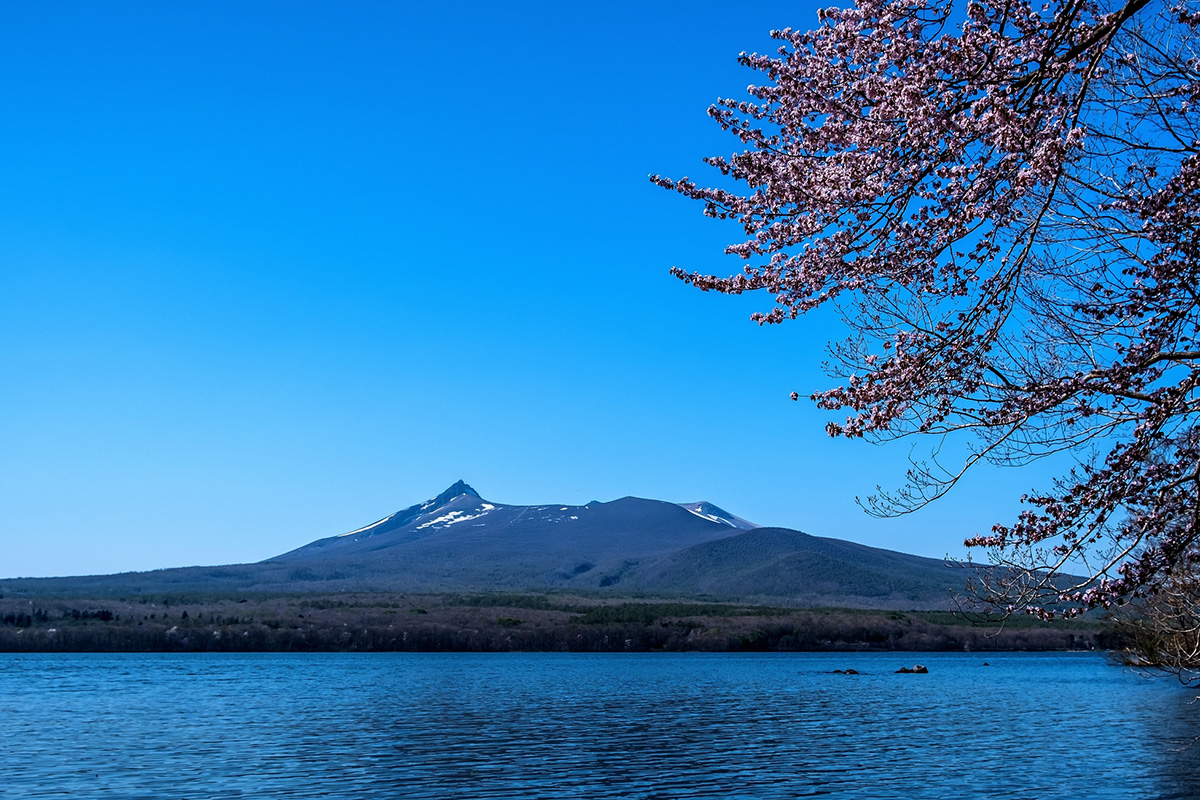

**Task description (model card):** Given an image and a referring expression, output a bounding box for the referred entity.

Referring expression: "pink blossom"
[656,0,1200,617]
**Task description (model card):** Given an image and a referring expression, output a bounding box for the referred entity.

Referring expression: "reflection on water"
[0,651,1196,799]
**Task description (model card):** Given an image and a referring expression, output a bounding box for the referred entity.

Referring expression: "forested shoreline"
[0,592,1112,653]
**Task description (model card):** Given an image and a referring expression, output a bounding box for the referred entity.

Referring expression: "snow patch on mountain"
[415,508,488,530]
[685,507,732,525]
[337,515,393,538]
[677,502,759,530]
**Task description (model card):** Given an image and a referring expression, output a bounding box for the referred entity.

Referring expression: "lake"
[1,651,1196,799]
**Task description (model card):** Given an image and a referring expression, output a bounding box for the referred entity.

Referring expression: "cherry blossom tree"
[654,0,1200,633]
[1113,559,1200,677]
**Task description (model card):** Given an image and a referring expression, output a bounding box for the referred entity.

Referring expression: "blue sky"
[0,1,1058,579]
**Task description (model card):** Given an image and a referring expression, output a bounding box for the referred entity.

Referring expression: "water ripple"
[0,652,1196,799]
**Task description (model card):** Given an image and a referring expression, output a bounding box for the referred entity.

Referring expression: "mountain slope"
[618,528,965,608]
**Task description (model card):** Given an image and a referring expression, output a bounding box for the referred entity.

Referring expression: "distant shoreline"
[0,592,1112,654]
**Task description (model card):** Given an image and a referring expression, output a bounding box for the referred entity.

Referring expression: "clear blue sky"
[0,1,1059,578]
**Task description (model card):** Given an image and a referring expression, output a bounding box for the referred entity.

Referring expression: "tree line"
[0,593,1110,653]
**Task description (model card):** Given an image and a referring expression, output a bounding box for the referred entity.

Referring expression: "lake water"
[0,651,1196,799]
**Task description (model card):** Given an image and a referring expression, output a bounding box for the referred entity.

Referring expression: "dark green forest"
[0,592,1112,653]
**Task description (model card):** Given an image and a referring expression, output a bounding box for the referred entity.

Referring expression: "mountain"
[272,480,747,580]
[0,481,974,608]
